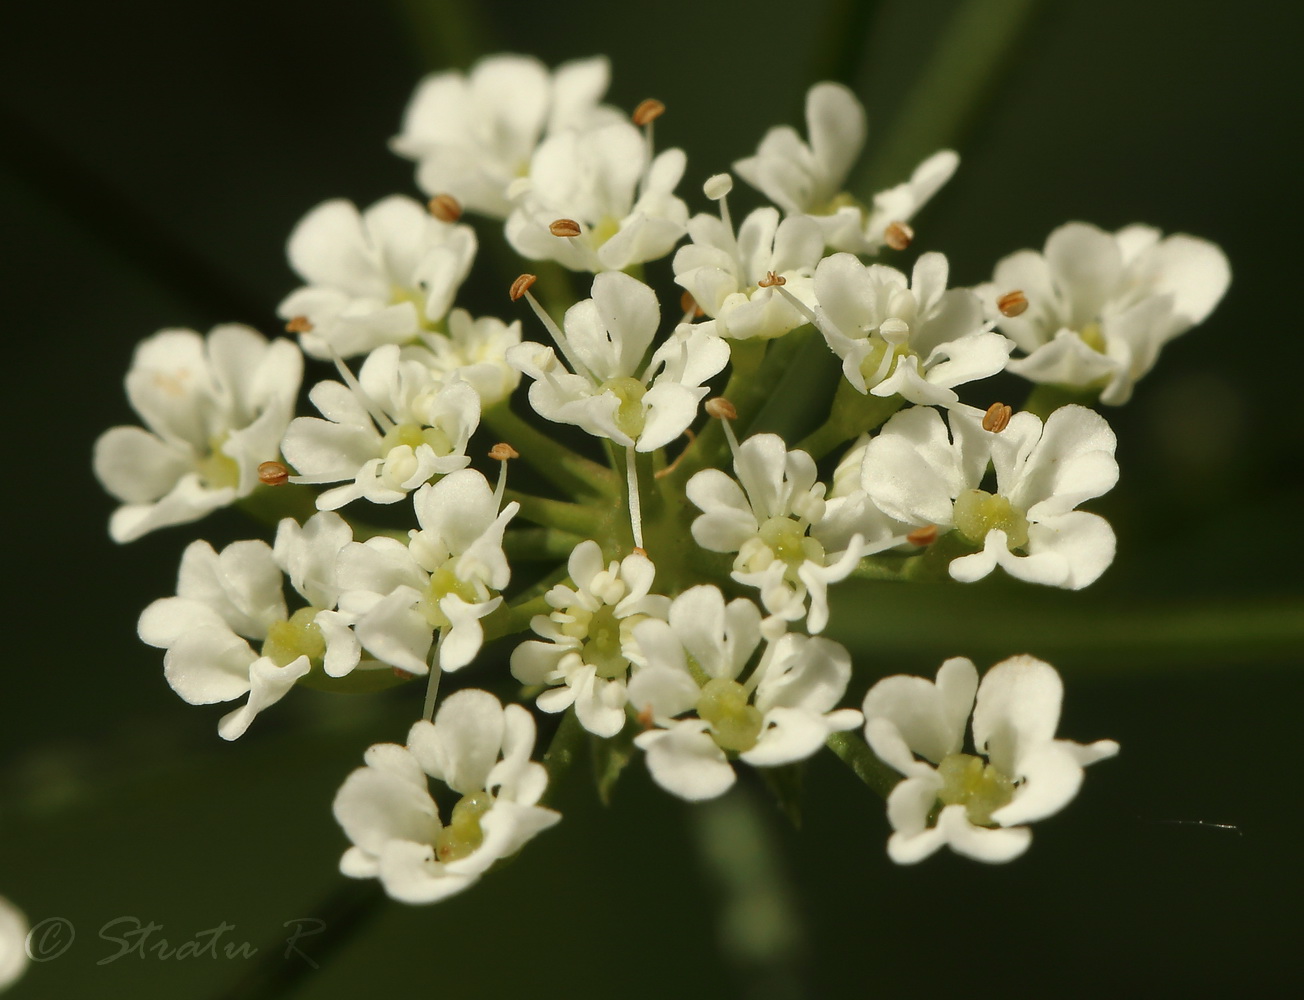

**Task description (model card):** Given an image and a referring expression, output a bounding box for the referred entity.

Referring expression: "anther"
[427,193,462,223]
[982,402,1013,433]
[637,704,656,731]
[996,290,1028,317]
[757,271,785,288]
[258,461,290,486]
[680,290,704,318]
[906,524,938,546]
[489,443,519,461]
[632,98,665,126]
[884,221,914,251]
[632,546,648,557]
[285,316,313,333]
[703,173,733,200]
[549,218,582,238]
[509,274,538,301]
[705,397,737,421]
[392,666,417,680]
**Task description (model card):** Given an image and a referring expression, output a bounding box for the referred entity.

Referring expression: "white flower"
[277,195,477,360]
[506,271,729,451]
[860,404,1119,589]
[628,587,862,800]
[672,205,823,340]
[137,512,361,739]
[733,81,958,254]
[505,121,689,272]
[687,433,880,632]
[510,540,670,737]
[393,54,621,219]
[811,252,1012,405]
[281,348,479,510]
[333,690,560,904]
[402,309,522,408]
[0,896,28,991]
[978,222,1231,404]
[94,325,302,543]
[863,655,1118,863]
[340,470,518,674]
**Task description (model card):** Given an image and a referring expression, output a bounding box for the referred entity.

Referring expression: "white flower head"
[672,205,823,341]
[863,656,1118,863]
[404,309,522,408]
[511,540,670,737]
[733,82,958,254]
[94,325,302,543]
[281,348,480,510]
[136,512,362,739]
[628,587,862,800]
[861,404,1119,589]
[505,120,689,272]
[394,54,622,219]
[811,252,1012,406]
[340,470,519,675]
[333,689,560,904]
[687,433,884,632]
[277,195,477,360]
[979,222,1231,404]
[506,271,729,451]
[0,896,28,991]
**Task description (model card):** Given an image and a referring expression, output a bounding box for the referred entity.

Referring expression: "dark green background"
[2,0,1300,996]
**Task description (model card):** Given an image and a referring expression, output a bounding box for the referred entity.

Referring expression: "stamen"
[329,349,394,433]
[285,315,313,333]
[982,402,1013,433]
[757,271,786,288]
[906,524,938,546]
[632,98,665,127]
[549,218,582,238]
[489,442,518,507]
[258,461,290,486]
[625,445,645,550]
[680,289,704,321]
[422,631,444,721]
[509,273,538,302]
[636,704,656,731]
[884,221,914,251]
[705,396,741,459]
[774,283,826,333]
[428,194,462,223]
[997,290,1028,317]
[703,173,738,263]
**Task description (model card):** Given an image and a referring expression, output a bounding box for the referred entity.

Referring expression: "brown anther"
[884,221,914,251]
[509,273,538,301]
[285,315,313,333]
[996,289,1029,318]
[637,704,656,731]
[489,442,519,461]
[679,290,704,318]
[392,666,416,680]
[982,402,1013,433]
[427,193,462,223]
[906,524,939,547]
[549,218,582,238]
[705,397,737,421]
[257,461,290,486]
[632,98,666,126]
[757,271,786,288]
[632,546,648,558]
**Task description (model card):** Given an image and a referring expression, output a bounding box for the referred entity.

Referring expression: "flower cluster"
[94,54,1228,903]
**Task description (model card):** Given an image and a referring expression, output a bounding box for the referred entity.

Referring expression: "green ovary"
[953,490,1030,549]
[857,337,912,384]
[417,562,482,629]
[599,377,647,440]
[697,678,763,753]
[580,605,628,679]
[434,791,495,863]
[810,191,865,220]
[261,607,326,668]
[380,422,454,458]
[758,517,824,571]
[591,215,621,247]
[936,753,1015,827]
[1078,322,1107,353]
[197,435,241,490]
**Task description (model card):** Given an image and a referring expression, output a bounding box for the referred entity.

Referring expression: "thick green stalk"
[502,489,606,538]
[826,731,899,799]
[540,708,585,806]
[483,594,551,643]
[502,527,585,562]
[796,382,903,460]
[483,402,617,498]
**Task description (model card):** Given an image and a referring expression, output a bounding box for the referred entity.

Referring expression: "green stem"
[854,0,1042,194]
[826,731,899,799]
[483,402,616,498]
[1022,383,1100,420]
[482,594,551,643]
[796,383,902,460]
[236,483,320,529]
[502,527,584,562]
[503,489,605,537]
[541,707,585,806]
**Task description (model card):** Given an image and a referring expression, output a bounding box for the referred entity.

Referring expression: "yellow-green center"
[697,677,763,753]
[857,337,913,384]
[197,434,241,490]
[936,753,1015,827]
[261,607,326,668]
[758,516,824,571]
[953,490,1030,550]
[433,790,494,863]
[599,376,647,440]
[580,605,628,679]
[380,422,454,458]
[416,560,482,628]
[1078,322,1107,353]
